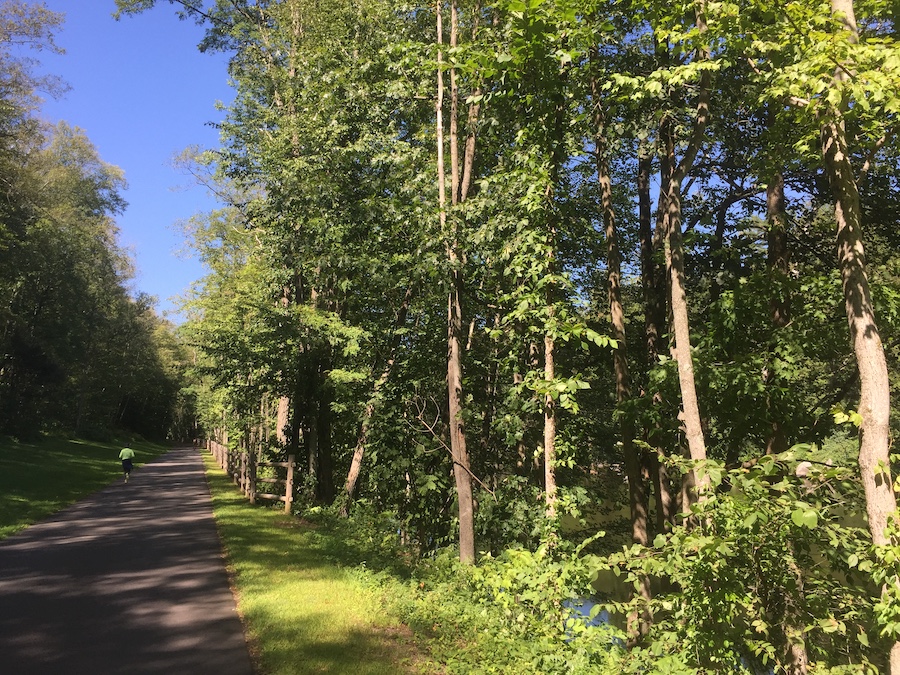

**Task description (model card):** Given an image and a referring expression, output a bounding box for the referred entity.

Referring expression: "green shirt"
[119,447,135,461]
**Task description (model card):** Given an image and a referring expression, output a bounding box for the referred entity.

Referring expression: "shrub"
[605,451,886,673]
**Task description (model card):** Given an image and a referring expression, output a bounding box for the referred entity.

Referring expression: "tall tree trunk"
[437,0,476,563]
[665,175,708,498]
[767,173,790,328]
[541,53,571,519]
[821,0,899,668]
[764,176,806,669]
[764,171,806,669]
[448,270,476,562]
[640,149,675,531]
[665,0,712,502]
[603,169,649,551]
[593,57,651,634]
[766,171,790,455]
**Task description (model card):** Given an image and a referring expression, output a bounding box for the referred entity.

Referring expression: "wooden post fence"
[201,440,293,513]
[255,455,296,513]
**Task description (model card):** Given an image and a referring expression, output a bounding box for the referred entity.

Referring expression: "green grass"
[0,436,170,539]
[202,452,440,675]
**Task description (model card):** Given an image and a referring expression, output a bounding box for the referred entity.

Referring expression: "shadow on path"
[0,446,253,675]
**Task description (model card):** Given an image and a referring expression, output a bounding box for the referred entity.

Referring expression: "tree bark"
[665,0,712,502]
[640,148,675,532]
[448,269,476,563]
[766,171,790,455]
[767,172,790,329]
[593,55,651,634]
[437,0,476,564]
[543,328,557,516]
[540,51,572,519]
[819,1,899,669]
[665,176,709,499]
[276,396,290,446]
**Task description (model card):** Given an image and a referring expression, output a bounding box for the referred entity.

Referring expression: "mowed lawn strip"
[0,436,169,539]
[202,452,439,675]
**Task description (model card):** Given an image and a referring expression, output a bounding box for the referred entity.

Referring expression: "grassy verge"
[0,435,170,539]
[201,451,441,675]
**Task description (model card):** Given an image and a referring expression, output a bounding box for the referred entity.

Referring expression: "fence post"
[285,454,295,514]
[249,451,257,505]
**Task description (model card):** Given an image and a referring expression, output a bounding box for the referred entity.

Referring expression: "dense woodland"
[0,2,191,440]
[6,0,900,670]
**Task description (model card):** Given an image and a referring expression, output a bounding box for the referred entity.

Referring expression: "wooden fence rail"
[205,439,295,513]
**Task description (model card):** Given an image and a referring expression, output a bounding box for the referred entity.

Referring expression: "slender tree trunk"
[766,171,790,455]
[540,53,571,519]
[543,327,557,516]
[762,171,806,666]
[640,149,674,531]
[437,0,476,563]
[665,176,708,496]
[665,0,712,503]
[603,179,649,551]
[767,173,790,328]
[820,1,899,669]
[593,57,651,634]
[448,272,476,562]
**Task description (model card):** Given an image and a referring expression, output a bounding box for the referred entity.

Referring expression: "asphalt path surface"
[0,446,254,675]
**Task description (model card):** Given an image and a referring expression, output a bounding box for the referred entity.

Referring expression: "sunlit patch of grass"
[0,436,169,539]
[202,453,439,675]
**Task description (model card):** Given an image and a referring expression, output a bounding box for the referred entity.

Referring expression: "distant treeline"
[0,4,191,441]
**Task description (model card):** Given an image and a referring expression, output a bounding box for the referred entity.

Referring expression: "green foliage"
[396,543,623,674]
[607,451,887,672]
[122,0,900,668]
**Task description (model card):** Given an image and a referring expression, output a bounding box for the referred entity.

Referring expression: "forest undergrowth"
[6,438,896,672]
[208,447,900,674]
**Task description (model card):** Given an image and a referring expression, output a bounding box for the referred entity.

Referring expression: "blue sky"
[36,1,234,322]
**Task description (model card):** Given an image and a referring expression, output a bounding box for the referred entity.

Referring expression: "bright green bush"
[321,450,900,673]
[383,542,623,674]
[606,451,886,673]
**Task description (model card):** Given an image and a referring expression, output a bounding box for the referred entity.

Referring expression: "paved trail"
[0,446,254,675]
